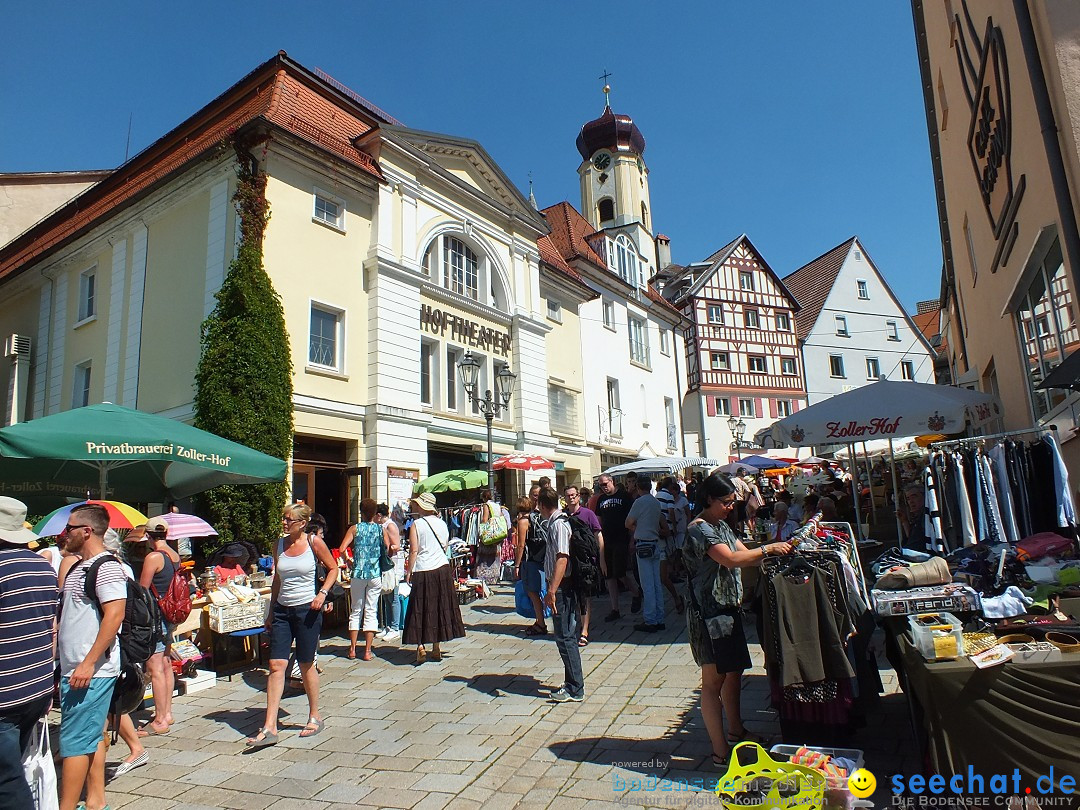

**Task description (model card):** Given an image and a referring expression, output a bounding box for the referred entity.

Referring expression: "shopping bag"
[22,718,58,810]
[514,578,551,618]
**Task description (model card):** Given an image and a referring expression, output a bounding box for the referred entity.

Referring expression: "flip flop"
[244,728,279,749]
[726,727,766,746]
[578,634,589,647]
[113,750,149,776]
[524,625,548,636]
[298,717,324,738]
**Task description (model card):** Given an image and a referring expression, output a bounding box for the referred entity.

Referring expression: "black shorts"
[270,602,322,663]
[604,539,630,580]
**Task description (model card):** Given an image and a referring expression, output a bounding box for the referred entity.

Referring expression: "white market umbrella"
[602,456,721,476]
[765,381,1001,448]
[717,462,758,477]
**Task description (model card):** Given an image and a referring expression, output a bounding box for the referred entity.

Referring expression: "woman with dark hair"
[682,474,792,769]
[338,498,386,660]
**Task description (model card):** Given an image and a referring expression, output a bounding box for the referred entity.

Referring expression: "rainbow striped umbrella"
[34,500,148,536]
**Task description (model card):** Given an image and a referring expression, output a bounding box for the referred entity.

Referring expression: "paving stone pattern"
[62,586,916,809]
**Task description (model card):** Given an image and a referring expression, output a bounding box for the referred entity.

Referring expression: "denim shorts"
[270,602,322,663]
[154,619,176,655]
[60,676,115,757]
[520,560,544,595]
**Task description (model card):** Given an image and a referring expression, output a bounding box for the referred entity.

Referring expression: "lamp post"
[458,351,516,500]
[727,415,747,457]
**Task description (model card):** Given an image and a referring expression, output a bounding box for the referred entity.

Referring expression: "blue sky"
[1,1,941,310]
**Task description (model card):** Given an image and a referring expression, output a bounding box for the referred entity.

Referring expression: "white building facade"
[783,237,937,405]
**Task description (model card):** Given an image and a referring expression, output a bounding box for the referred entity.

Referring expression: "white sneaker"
[382,629,400,641]
[375,628,389,639]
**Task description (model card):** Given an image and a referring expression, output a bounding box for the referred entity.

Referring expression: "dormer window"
[610,234,640,287]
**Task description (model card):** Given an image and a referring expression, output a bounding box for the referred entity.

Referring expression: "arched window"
[597,198,615,226]
[641,202,649,230]
[421,232,510,311]
[612,234,639,287]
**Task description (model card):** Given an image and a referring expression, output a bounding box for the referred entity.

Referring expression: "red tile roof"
[0,52,391,284]
[782,237,856,341]
[912,306,947,355]
[539,201,608,268]
[537,234,592,293]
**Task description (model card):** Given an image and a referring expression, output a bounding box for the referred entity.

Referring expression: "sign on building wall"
[420,303,512,357]
[387,467,419,519]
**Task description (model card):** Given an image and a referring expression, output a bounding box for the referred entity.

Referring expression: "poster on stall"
[387,467,419,522]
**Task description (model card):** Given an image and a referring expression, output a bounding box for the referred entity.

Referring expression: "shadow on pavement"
[444,672,550,698]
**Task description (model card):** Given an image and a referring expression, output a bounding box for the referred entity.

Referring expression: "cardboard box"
[1005,642,1062,664]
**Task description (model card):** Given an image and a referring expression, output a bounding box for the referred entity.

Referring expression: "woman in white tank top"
[245,503,339,750]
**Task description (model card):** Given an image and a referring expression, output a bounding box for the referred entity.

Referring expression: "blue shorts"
[60,676,115,757]
[154,620,176,655]
[521,560,544,595]
[269,603,322,664]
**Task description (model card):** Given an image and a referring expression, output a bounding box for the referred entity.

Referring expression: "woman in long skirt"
[403,492,465,663]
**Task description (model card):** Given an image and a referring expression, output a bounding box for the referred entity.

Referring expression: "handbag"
[874,556,950,590]
[23,718,58,810]
[479,514,509,546]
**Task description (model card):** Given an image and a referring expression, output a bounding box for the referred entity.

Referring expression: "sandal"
[726,727,765,746]
[244,728,279,749]
[578,634,589,647]
[524,624,548,636]
[710,751,731,770]
[298,717,324,738]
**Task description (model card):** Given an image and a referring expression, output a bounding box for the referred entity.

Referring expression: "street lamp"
[727,415,747,456]
[458,351,516,499]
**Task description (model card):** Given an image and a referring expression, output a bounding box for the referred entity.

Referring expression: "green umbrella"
[413,468,489,494]
[0,403,286,501]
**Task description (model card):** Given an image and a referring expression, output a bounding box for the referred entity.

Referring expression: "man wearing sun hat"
[0,497,58,807]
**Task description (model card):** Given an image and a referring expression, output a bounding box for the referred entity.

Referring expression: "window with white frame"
[313,190,345,230]
[776,399,793,418]
[739,271,754,291]
[866,356,881,379]
[738,398,755,417]
[659,328,671,356]
[72,361,91,409]
[77,267,96,322]
[781,357,797,375]
[549,384,579,435]
[664,397,677,448]
[420,340,436,406]
[744,309,759,329]
[547,298,562,323]
[748,355,767,373]
[887,320,899,341]
[603,299,616,329]
[714,397,731,416]
[857,279,869,300]
[710,352,729,370]
[445,346,461,411]
[835,315,849,336]
[628,316,649,365]
[901,360,915,381]
[421,234,500,306]
[614,234,640,287]
[309,304,343,370]
[707,305,724,324]
[775,311,790,331]
[830,354,846,378]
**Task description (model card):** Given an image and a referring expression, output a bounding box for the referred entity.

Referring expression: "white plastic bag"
[22,718,58,810]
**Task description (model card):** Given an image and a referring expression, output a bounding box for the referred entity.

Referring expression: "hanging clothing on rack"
[951,452,977,546]
[1045,433,1078,529]
[976,451,1005,544]
[987,444,1021,543]
[922,463,946,554]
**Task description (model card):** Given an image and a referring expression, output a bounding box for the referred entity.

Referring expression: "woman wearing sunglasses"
[682,474,792,770]
[246,503,338,749]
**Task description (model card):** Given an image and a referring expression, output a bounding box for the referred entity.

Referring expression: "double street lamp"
[458,351,516,499]
[727,414,747,457]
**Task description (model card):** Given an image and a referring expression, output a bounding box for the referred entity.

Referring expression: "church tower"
[576,83,657,285]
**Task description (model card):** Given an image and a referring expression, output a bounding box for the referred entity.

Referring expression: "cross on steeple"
[599,70,612,106]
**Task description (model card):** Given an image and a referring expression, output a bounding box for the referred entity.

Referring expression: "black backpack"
[84,556,164,668]
[558,513,602,598]
[525,512,547,564]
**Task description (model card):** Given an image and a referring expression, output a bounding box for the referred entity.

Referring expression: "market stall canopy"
[0,403,287,501]
[413,468,489,494]
[736,455,790,470]
[717,462,758,477]
[833,437,922,459]
[602,456,721,476]
[763,381,1002,448]
[492,454,554,472]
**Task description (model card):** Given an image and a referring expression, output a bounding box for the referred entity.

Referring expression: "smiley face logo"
[847,768,876,799]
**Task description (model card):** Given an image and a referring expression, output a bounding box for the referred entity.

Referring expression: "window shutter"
[706,396,716,417]
[755,398,763,418]
[768,399,777,418]
[792,400,801,412]
[730,397,738,416]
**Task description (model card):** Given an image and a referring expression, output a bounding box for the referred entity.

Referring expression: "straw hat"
[410,492,437,513]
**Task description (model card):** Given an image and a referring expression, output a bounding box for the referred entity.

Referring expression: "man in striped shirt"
[0,497,57,808]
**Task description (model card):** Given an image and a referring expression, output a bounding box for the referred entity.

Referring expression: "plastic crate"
[909,611,963,661]
[716,743,825,810]
[457,588,477,605]
[208,598,267,633]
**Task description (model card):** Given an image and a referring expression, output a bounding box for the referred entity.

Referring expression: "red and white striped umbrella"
[155,512,218,539]
[492,454,555,472]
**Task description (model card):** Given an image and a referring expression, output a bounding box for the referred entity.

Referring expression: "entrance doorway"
[292,436,367,544]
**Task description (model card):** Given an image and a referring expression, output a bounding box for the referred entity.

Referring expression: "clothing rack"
[929,425,1058,449]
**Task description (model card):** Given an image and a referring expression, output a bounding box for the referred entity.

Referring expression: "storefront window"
[1015,238,1073,419]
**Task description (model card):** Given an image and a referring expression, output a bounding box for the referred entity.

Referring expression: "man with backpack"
[137,516,185,736]
[537,488,585,703]
[57,503,127,810]
[562,485,604,648]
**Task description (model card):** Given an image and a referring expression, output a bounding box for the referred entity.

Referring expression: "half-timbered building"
[657,235,806,459]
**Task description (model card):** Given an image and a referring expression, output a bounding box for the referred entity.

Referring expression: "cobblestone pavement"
[63,586,916,809]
